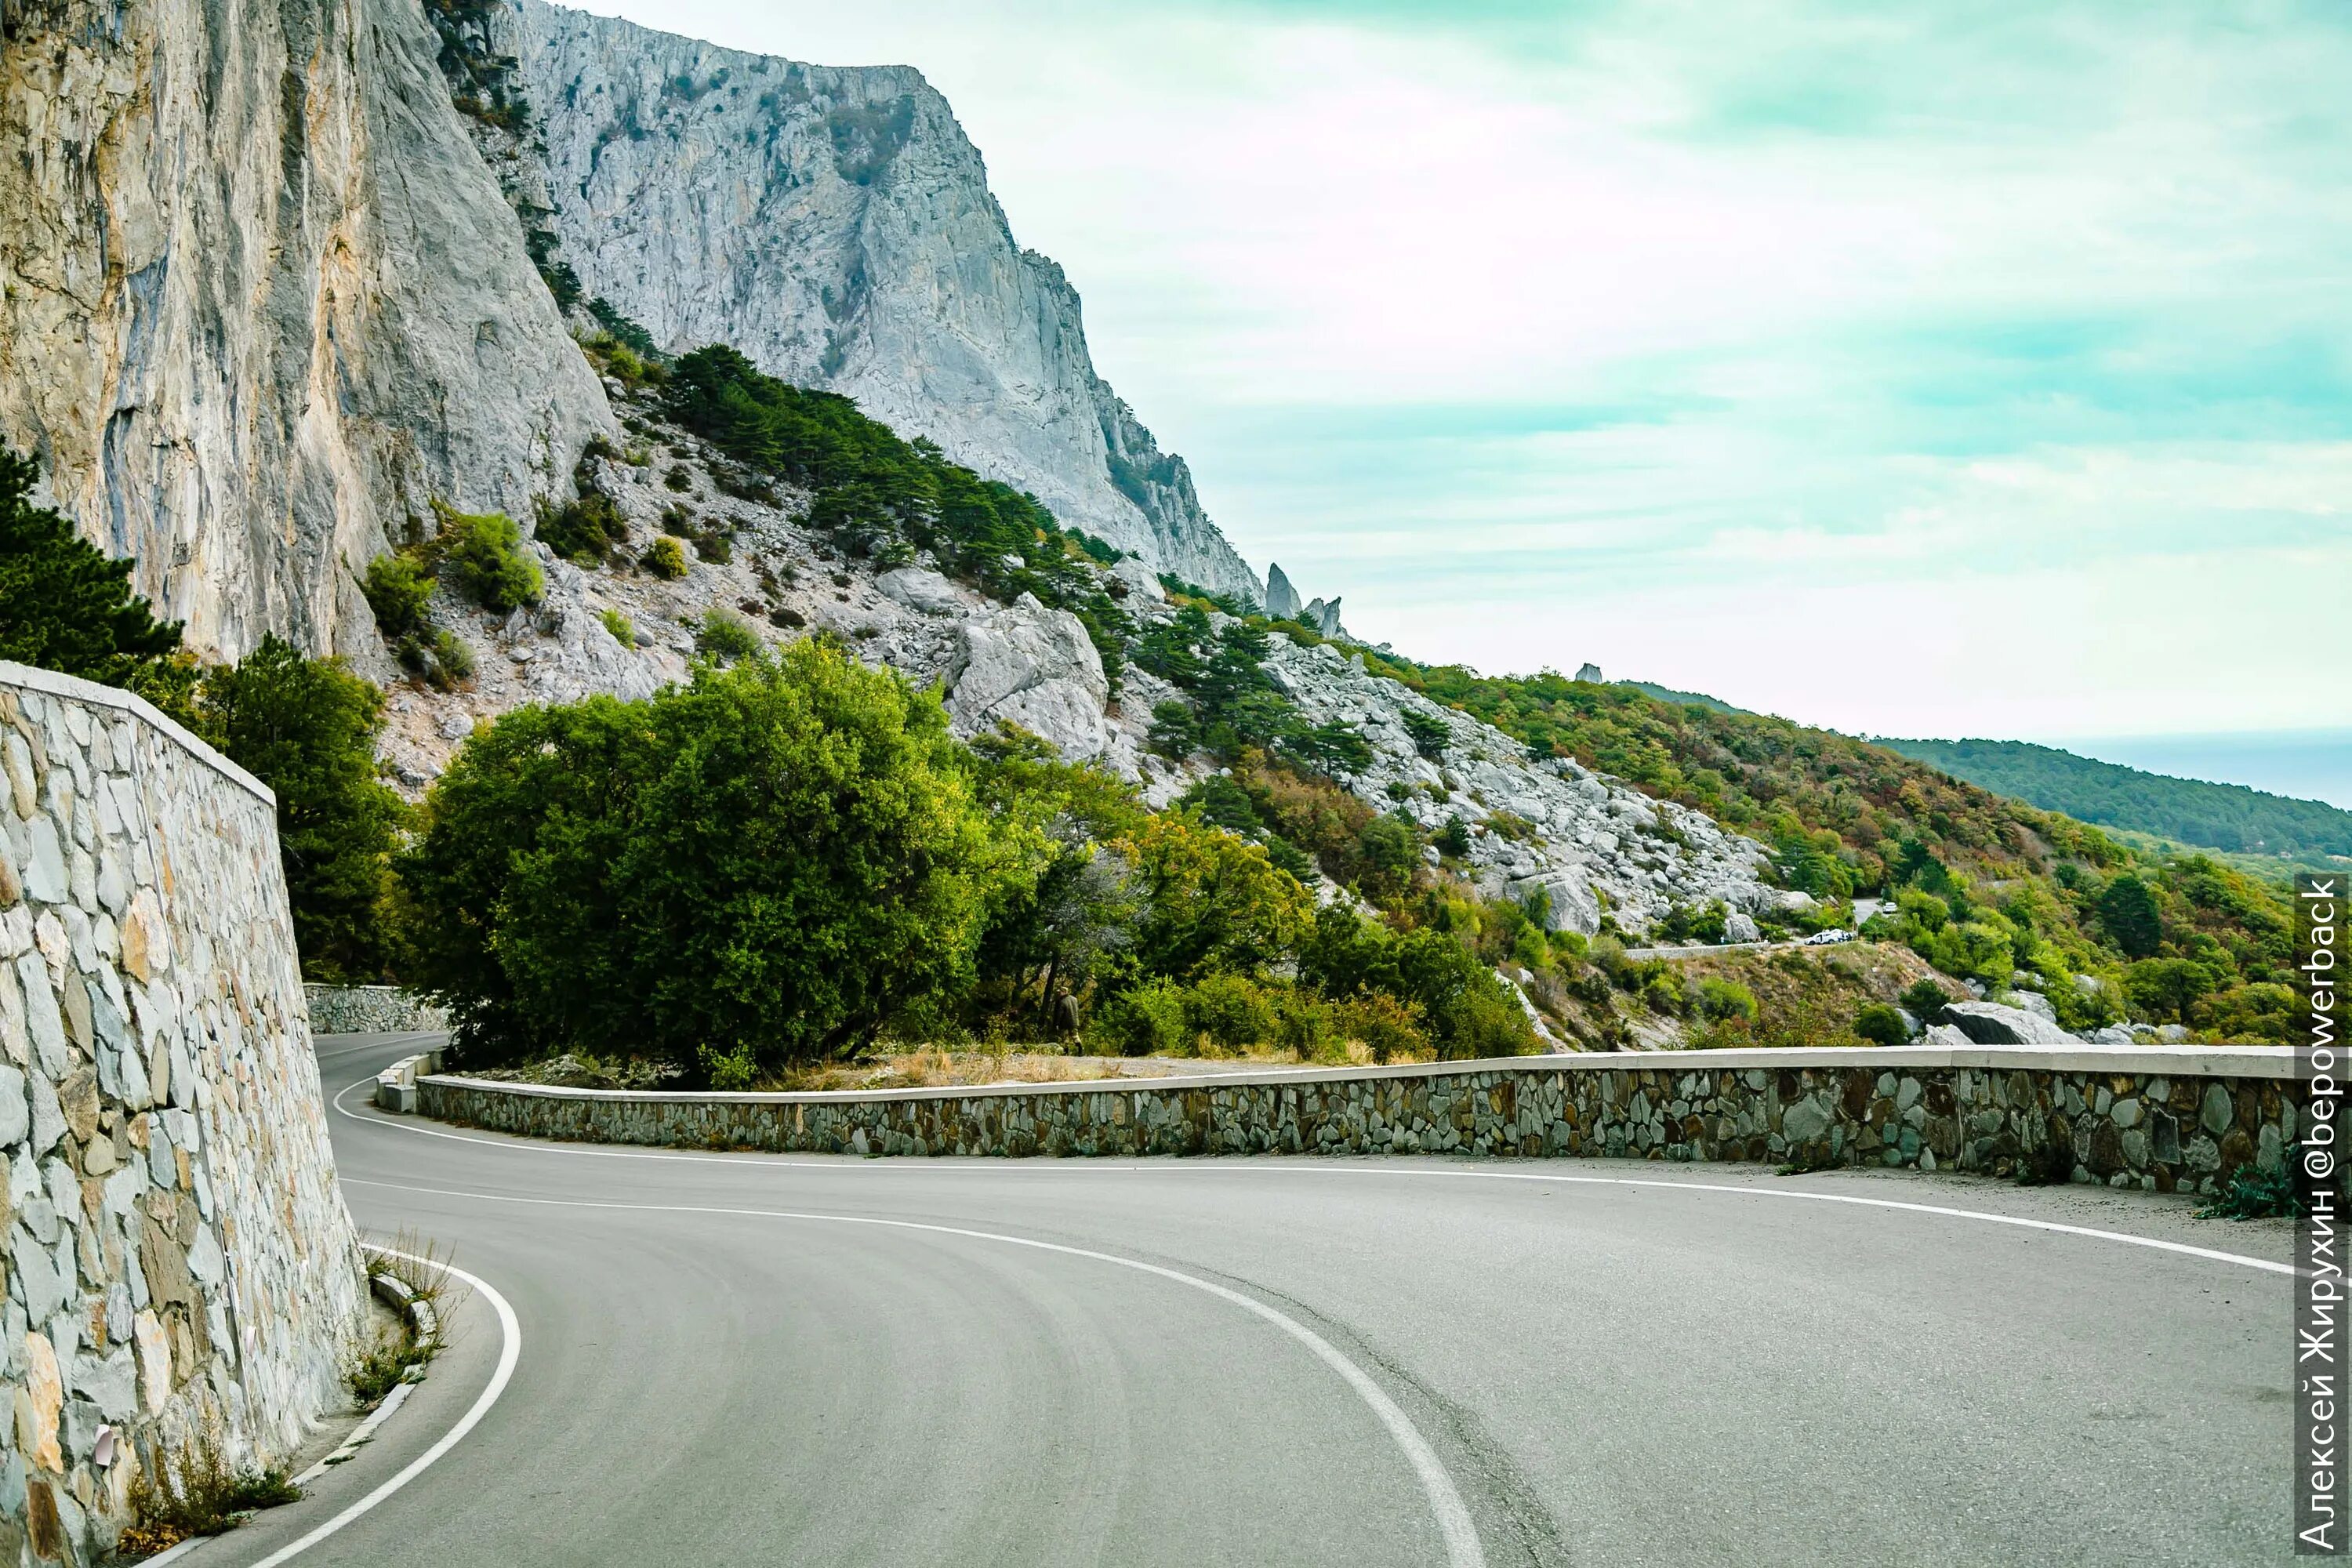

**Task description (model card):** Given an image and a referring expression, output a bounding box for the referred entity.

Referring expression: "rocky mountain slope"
[0,0,608,662]
[493,0,1261,604]
[379,372,1782,942]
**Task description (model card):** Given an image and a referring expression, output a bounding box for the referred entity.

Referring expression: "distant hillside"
[1879,737,2352,858]
[1624,681,1748,716]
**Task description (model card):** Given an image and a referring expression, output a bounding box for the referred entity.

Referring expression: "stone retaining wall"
[418,1043,2300,1197]
[0,662,366,1562]
[303,985,448,1035]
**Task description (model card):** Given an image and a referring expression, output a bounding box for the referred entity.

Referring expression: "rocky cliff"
[497,0,1262,604]
[0,0,608,662]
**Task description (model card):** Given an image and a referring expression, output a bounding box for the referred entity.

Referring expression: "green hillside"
[1879,736,2352,858]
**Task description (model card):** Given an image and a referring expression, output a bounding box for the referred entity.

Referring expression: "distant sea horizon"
[2038,726,2352,811]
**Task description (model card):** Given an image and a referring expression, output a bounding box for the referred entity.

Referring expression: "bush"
[1434,815,1472,858]
[1898,978,1952,1024]
[644,535,688,579]
[1093,977,1191,1057]
[1184,971,1279,1053]
[361,552,434,639]
[1693,978,1760,1025]
[394,641,1011,1075]
[1401,708,1450,760]
[1853,1002,1908,1047]
[201,637,408,982]
[433,503,542,612]
[1330,991,1430,1062]
[695,608,762,663]
[601,608,636,648]
[535,489,627,564]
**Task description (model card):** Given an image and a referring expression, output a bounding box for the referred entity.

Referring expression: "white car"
[1798,927,1855,946]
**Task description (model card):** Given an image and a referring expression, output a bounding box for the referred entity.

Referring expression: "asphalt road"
[184,1034,2296,1567]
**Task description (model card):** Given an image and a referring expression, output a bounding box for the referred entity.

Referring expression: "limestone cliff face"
[0,0,609,660]
[501,0,1262,604]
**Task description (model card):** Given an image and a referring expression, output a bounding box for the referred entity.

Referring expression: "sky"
[593,0,2349,750]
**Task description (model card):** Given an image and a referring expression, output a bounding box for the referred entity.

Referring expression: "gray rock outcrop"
[0,0,610,662]
[1941,1000,2078,1047]
[501,0,1261,603]
[1255,637,1777,935]
[944,594,1113,761]
[1265,564,1303,620]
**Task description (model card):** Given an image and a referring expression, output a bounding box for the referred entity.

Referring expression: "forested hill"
[1878,737,2352,858]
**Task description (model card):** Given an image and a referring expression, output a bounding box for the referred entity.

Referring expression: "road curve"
[196,1035,2295,1567]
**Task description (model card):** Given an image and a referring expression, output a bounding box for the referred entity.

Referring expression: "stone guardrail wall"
[417,1042,2302,1197]
[304,984,449,1035]
[0,662,365,1563]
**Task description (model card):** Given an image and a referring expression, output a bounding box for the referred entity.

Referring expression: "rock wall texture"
[499,0,1262,603]
[0,0,609,662]
[417,1044,2299,1197]
[0,662,365,1562]
[303,985,448,1036]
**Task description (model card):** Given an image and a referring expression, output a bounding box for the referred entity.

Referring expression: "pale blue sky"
[597,0,2348,743]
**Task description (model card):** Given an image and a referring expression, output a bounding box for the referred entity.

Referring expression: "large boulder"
[1723,909,1761,944]
[1941,1000,2077,1047]
[876,567,963,616]
[1509,869,1602,938]
[944,593,1112,760]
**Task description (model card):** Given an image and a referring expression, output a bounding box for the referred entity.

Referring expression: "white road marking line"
[328,1073,2292,1277]
[228,1250,521,1568]
[343,1177,1486,1568]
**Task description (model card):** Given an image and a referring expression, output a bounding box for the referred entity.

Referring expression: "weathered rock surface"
[0,0,610,662]
[500,0,1260,603]
[1264,564,1303,620]
[944,595,1113,763]
[1941,1000,2078,1047]
[1255,638,1777,934]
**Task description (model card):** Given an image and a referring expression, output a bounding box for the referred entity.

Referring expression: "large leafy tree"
[201,637,408,982]
[394,639,1010,1079]
[0,447,197,720]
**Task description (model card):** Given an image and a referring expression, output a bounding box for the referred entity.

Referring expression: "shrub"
[601,609,636,648]
[1401,708,1451,760]
[1434,816,1472,858]
[694,531,734,564]
[2201,1152,2299,1219]
[1184,971,1279,1053]
[1853,1002,1908,1046]
[1330,991,1429,1062]
[1898,978,1952,1023]
[198,637,408,981]
[433,503,543,612]
[1093,976,1191,1057]
[535,490,627,564]
[696,608,764,663]
[394,641,1009,1075]
[643,535,688,579]
[361,552,434,639]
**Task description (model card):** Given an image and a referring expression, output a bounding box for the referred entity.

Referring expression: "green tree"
[394,641,1007,1075]
[200,637,408,981]
[0,447,198,721]
[1853,1003,1907,1046]
[2096,874,2163,960]
[1116,814,1313,983]
[2125,956,2214,1024]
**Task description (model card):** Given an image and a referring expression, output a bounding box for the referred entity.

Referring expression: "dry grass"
[118,1422,301,1555]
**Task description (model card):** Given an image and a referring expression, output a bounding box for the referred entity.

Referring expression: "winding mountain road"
[187,1034,2295,1566]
